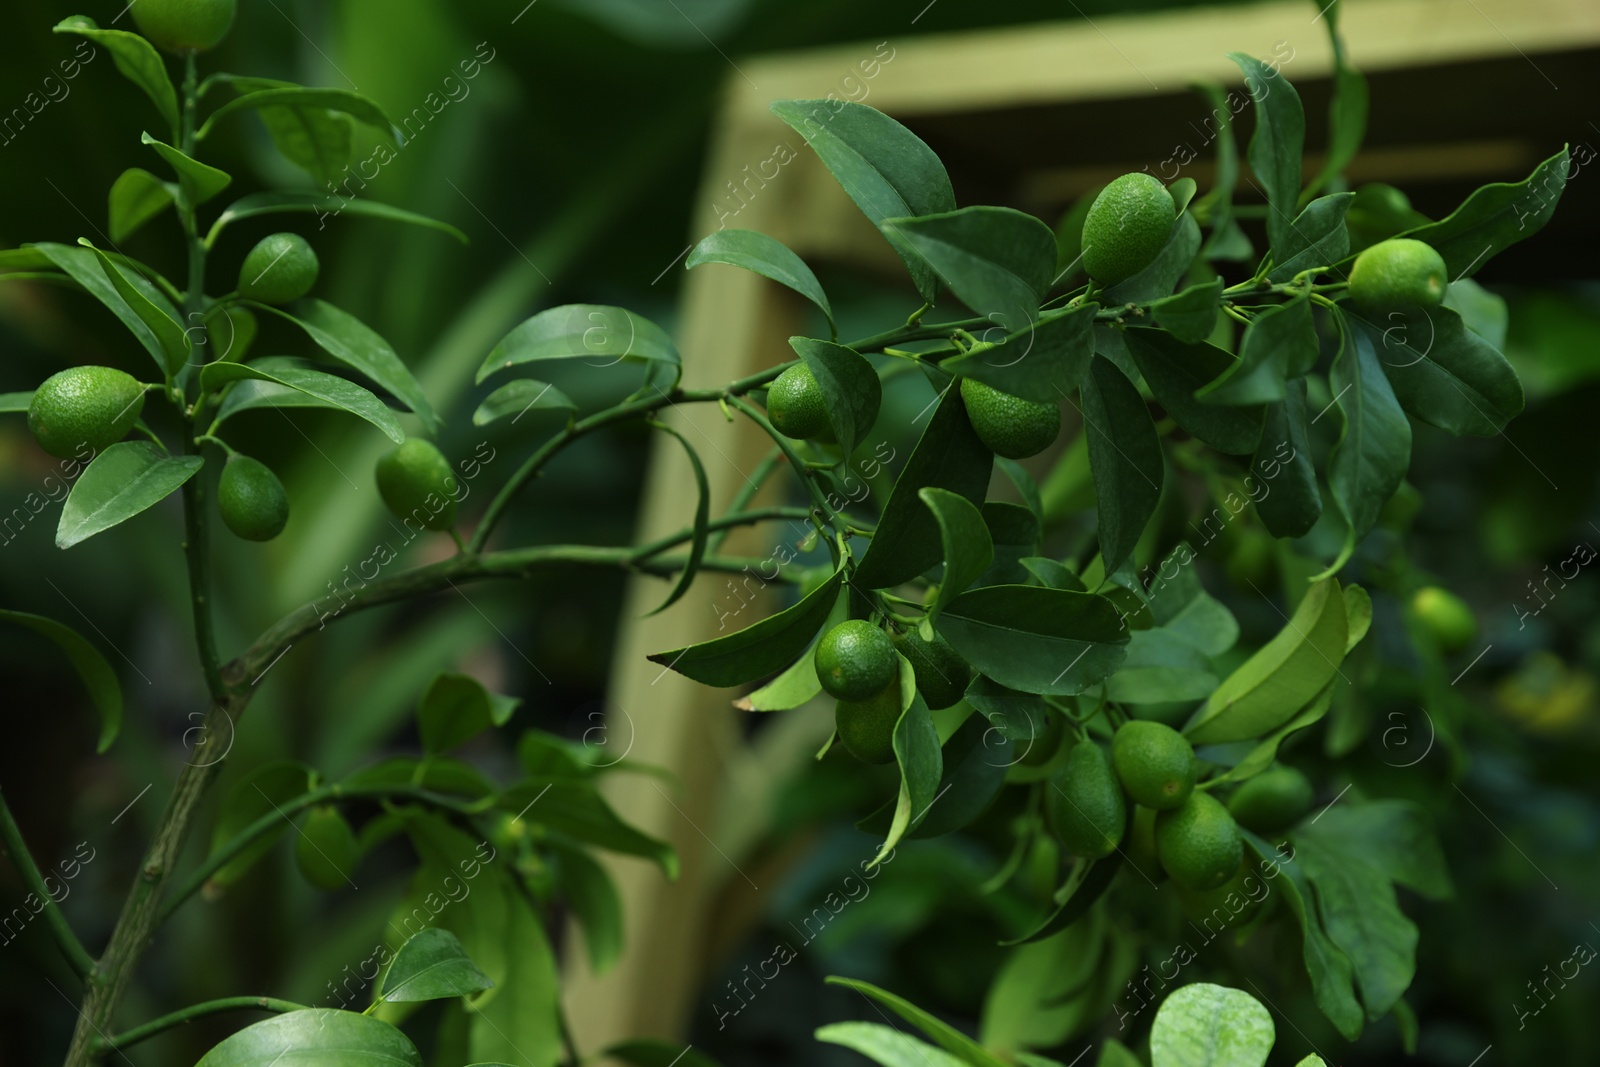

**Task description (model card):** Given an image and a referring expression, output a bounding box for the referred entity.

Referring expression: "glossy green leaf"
[769,100,956,303]
[57,443,203,550]
[1082,354,1162,575]
[549,840,624,974]
[207,761,315,887]
[853,385,992,589]
[1326,316,1411,563]
[378,927,493,1002]
[940,585,1129,696]
[920,487,993,619]
[478,304,680,390]
[33,243,170,375]
[822,977,1011,1067]
[1104,213,1202,304]
[215,381,345,424]
[416,672,518,754]
[793,337,881,461]
[1293,836,1417,1019]
[1104,628,1217,704]
[82,243,188,376]
[1020,556,1085,592]
[1396,147,1570,278]
[200,82,400,144]
[208,192,468,245]
[0,610,122,752]
[645,421,710,615]
[194,1009,420,1066]
[603,1039,723,1067]
[108,168,176,243]
[1230,51,1306,258]
[909,713,1010,839]
[497,780,677,877]
[945,304,1095,404]
[53,18,178,135]
[647,563,843,687]
[1150,279,1223,343]
[1185,579,1347,744]
[885,206,1056,334]
[815,1023,967,1067]
[1251,379,1321,538]
[1267,193,1354,283]
[141,133,232,207]
[1213,681,1334,784]
[687,230,833,333]
[1149,983,1273,1067]
[1201,296,1317,406]
[258,299,441,434]
[1296,801,1452,901]
[1352,309,1523,436]
[202,358,406,443]
[870,657,941,865]
[1125,328,1264,454]
[472,379,576,428]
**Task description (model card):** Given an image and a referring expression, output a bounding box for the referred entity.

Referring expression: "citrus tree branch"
[0,787,94,978]
[98,996,308,1054]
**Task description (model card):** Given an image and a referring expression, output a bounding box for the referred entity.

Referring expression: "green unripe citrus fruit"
[894,628,970,710]
[1046,741,1127,859]
[1347,238,1448,313]
[767,364,833,442]
[1081,172,1176,286]
[238,233,320,304]
[217,455,289,541]
[27,366,145,459]
[376,439,458,531]
[1411,585,1477,654]
[815,619,897,701]
[1179,859,1263,928]
[131,0,237,54]
[1155,791,1242,891]
[835,680,902,765]
[960,378,1060,459]
[1226,764,1313,834]
[1112,719,1197,810]
[295,805,359,891]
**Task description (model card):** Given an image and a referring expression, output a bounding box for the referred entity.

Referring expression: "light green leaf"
[1149,983,1274,1067]
[0,610,122,752]
[1214,681,1334,784]
[884,206,1057,334]
[207,761,315,887]
[478,304,680,390]
[944,304,1096,405]
[920,487,993,620]
[377,927,493,1002]
[1343,584,1372,651]
[815,1023,967,1067]
[53,18,179,135]
[141,133,232,207]
[108,168,176,243]
[687,230,833,334]
[940,585,1129,696]
[200,83,401,144]
[472,379,576,428]
[822,977,1011,1067]
[207,192,468,245]
[57,442,204,550]
[867,657,939,865]
[549,840,624,974]
[194,1009,421,1066]
[1082,354,1162,575]
[201,358,405,443]
[733,590,849,712]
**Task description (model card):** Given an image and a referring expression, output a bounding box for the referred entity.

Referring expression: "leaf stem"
[98,996,307,1053]
[0,787,94,978]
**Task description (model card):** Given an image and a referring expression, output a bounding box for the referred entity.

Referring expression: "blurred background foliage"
[1,0,1598,1064]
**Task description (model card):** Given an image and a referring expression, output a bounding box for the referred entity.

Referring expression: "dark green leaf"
[920,487,993,618]
[549,840,625,974]
[478,304,680,390]
[1150,279,1223,343]
[208,77,363,188]
[1303,6,1369,204]
[604,1039,723,1067]
[734,588,848,712]
[1004,847,1123,945]
[498,780,677,877]
[1267,193,1354,283]
[996,456,1045,521]
[769,100,956,304]
[1293,836,1417,1019]
[208,761,315,886]
[1020,557,1085,592]
[1251,379,1322,538]
[1199,296,1317,406]
[194,1009,421,1066]
[647,564,844,687]
[416,672,518,754]
[964,675,1048,743]
[940,585,1129,696]
[1327,316,1411,560]
[378,927,494,1002]
[33,243,170,375]
[0,610,122,752]
[141,133,232,207]
[1081,355,1162,575]
[1125,328,1264,454]
[910,715,1011,839]
[343,756,496,798]
[853,385,992,589]
[687,230,833,333]
[980,501,1040,587]
[872,665,943,864]
[793,337,881,460]
[1396,147,1570,278]
[1345,183,1430,253]
[202,358,405,442]
[944,305,1096,404]
[1352,308,1523,436]
[1295,800,1452,900]
[1104,214,1202,304]
[81,243,188,377]
[53,18,178,134]
[884,206,1056,334]
[208,192,468,244]
[822,977,1011,1067]
[215,381,346,424]
[645,422,710,615]
[1193,83,1241,255]
[200,83,401,144]
[1230,51,1306,258]
[57,442,204,550]
[108,168,175,243]
[472,379,576,428]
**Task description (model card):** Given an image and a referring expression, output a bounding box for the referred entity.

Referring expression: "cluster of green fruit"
[812,618,970,763]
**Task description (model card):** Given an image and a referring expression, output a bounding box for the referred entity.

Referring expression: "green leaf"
[1125,328,1264,454]
[687,230,833,334]
[1104,213,1202,304]
[201,358,406,443]
[769,100,956,304]
[549,840,624,974]
[207,761,315,887]
[1098,1041,1144,1067]
[194,1009,421,1066]
[1251,379,1322,538]
[206,77,362,189]
[1149,983,1274,1067]
[645,422,710,615]
[1267,193,1354,283]
[919,488,994,620]
[1295,800,1451,900]
[478,304,681,390]
[815,1023,967,1067]
[497,780,677,877]
[378,927,494,1002]
[853,385,993,589]
[108,168,176,243]
[215,381,346,424]
[1343,584,1372,652]
[1148,544,1239,657]
[1212,681,1334,784]
[80,243,189,377]
[1082,355,1162,575]
[1169,177,1199,216]
[603,1040,723,1067]
[981,916,1110,1054]
[258,300,441,434]
[1352,308,1523,436]
[1296,1057,1331,1067]
[1184,579,1348,744]
[793,337,882,461]
[822,977,1011,1067]
[208,191,468,245]
[1292,836,1418,1019]
[416,672,518,754]
[944,305,1096,405]
[472,379,576,428]
[1303,6,1368,205]
[1150,279,1223,344]
[1345,183,1431,253]
[964,675,1048,744]
[1004,847,1123,945]
[647,563,843,687]
[1326,317,1411,562]
[872,668,942,865]
[141,133,232,207]
[734,589,847,712]
[1104,628,1218,704]
[1200,296,1317,406]
[1396,147,1570,278]
[53,18,178,135]
[1230,51,1306,258]
[344,757,496,799]
[940,585,1129,696]
[200,82,401,144]
[57,442,204,550]
[908,713,1009,839]
[32,243,171,376]
[884,206,1056,334]
[1020,556,1085,592]
[0,610,122,752]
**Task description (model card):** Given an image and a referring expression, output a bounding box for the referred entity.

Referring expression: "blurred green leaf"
[53,18,178,135]
[823,976,1010,1067]
[108,168,176,243]
[0,609,122,752]
[208,761,315,887]
[207,192,468,245]
[416,672,519,754]
[815,1022,967,1067]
